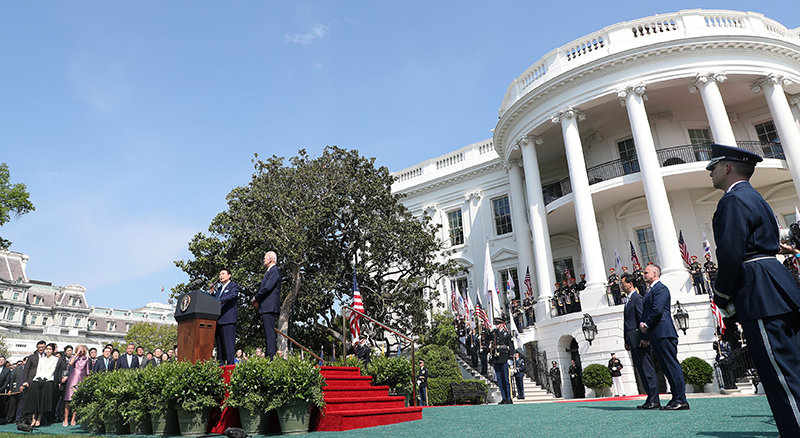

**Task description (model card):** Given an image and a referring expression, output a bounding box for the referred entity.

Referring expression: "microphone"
[188,278,204,290]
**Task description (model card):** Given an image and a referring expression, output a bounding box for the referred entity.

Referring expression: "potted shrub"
[71,372,105,434]
[264,354,325,435]
[163,360,225,437]
[366,356,412,405]
[582,364,612,398]
[126,369,153,434]
[681,356,714,392]
[95,369,137,434]
[226,357,272,434]
[143,361,180,435]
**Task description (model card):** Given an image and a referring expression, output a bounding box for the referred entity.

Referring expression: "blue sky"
[2,1,798,310]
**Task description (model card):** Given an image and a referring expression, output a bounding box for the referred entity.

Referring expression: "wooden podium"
[174,290,220,363]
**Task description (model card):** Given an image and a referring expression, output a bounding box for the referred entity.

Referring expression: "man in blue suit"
[639,264,688,410]
[708,143,800,436]
[116,343,139,370]
[214,268,240,366]
[91,346,115,373]
[621,273,659,409]
[252,251,281,358]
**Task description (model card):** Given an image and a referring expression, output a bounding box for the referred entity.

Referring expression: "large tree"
[0,163,35,250]
[124,322,178,353]
[175,147,458,354]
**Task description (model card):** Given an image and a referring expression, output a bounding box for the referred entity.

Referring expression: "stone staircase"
[454,351,556,404]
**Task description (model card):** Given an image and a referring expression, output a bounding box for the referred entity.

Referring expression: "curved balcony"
[542,141,783,205]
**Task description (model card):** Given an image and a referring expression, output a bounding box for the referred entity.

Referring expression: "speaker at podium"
[174,289,220,363]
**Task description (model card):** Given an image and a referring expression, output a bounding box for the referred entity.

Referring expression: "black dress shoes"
[637,402,661,410]
[660,401,690,410]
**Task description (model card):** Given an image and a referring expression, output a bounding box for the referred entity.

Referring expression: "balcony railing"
[542,141,783,205]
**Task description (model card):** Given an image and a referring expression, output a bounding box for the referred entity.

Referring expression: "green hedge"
[582,363,612,390]
[427,377,460,405]
[417,344,461,380]
[681,356,714,387]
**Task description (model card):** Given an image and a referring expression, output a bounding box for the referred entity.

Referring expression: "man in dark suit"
[87,348,98,370]
[92,346,115,373]
[252,251,281,358]
[621,273,659,409]
[116,343,139,370]
[708,143,800,436]
[639,264,688,410]
[214,268,240,366]
[6,359,25,425]
[0,357,11,423]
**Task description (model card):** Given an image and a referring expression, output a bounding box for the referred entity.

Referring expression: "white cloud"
[285,25,329,45]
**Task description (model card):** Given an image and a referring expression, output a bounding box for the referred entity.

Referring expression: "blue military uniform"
[710,143,800,436]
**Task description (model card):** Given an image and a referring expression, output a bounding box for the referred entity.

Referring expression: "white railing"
[436,152,464,170]
[397,167,423,182]
[498,9,799,117]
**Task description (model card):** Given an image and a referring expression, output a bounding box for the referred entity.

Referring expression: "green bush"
[226,357,271,411]
[95,369,138,422]
[331,354,365,373]
[420,313,458,350]
[417,344,461,380]
[71,372,104,430]
[163,360,225,413]
[582,364,612,390]
[681,356,714,387]
[263,354,326,411]
[366,355,412,393]
[426,377,462,405]
[139,360,174,416]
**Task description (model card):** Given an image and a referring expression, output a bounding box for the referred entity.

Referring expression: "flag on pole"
[349,269,364,340]
[614,244,621,273]
[678,230,691,266]
[702,231,711,256]
[458,292,468,320]
[509,312,522,347]
[450,286,460,317]
[483,241,501,321]
[523,267,533,298]
[710,294,725,334]
[465,289,476,328]
[506,270,516,300]
[475,294,491,328]
[564,265,574,286]
[630,241,640,267]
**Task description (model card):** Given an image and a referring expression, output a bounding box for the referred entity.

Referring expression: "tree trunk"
[276,263,302,354]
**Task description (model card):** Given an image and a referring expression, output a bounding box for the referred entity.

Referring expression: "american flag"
[475,294,490,328]
[450,287,460,316]
[630,241,640,267]
[710,294,725,334]
[678,230,691,266]
[524,267,533,298]
[564,265,574,286]
[349,269,364,340]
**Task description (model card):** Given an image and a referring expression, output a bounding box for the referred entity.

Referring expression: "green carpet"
[0,396,780,437]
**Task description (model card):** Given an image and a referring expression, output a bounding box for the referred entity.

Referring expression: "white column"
[518,136,555,301]
[551,107,606,308]
[619,84,691,292]
[752,75,800,198]
[505,157,536,297]
[689,73,737,146]
[789,94,800,132]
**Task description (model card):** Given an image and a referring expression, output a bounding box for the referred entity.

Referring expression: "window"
[30,315,37,325]
[492,196,513,235]
[617,138,640,174]
[70,297,80,306]
[447,209,465,246]
[553,258,576,286]
[33,296,42,305]
[75,317,82,327]
[755,120,781,158]
[499,269,520,301]
[688,128,712,160]
[88,320,97,330]
[7,310,15,320]
[108,322,116,331]
[42,316,48,325]
[60,316,68,325]
[126,323,133,331]
[635,227,659,266]
[12,292,19,300]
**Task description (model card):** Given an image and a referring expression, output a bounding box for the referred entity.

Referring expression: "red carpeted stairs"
[311,366,423,432]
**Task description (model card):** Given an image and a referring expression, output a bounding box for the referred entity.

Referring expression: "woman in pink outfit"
[63,344,91,426]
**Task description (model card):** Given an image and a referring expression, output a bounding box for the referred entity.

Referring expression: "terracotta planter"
[275,400,311,435]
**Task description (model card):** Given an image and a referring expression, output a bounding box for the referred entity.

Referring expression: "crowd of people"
[3,341,179,427]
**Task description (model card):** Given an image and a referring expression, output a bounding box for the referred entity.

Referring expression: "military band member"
[608,268,622,306]
[511,300,523,331]
[557,282,567,316]
[549,361,562,398]
[632,264,646,295]
[523,296,535,327]
[551,283,560,317]
[571,281,582,313]
[577,273,586,291]
[689,255,707,295]
[703,254,718,291]
[564,283,573,314]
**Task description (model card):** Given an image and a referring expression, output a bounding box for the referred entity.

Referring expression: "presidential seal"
[180,294,191,312]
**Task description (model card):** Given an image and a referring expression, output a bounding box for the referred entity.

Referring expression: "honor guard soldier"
[564,283,573,314]
[703,254,718,291]
[549,361,562,398]
[708,143,800,436]
[633,263,646,294]
[608,268,622,305]
[689,255,707,295]
[491,318,513,404]
[558,281,568,315]
[523,295,535,327]
[577,273,586,291]
[569,359,585,398]
[571,281,582,313]
[511,300,523,331]
[513,352,526,400]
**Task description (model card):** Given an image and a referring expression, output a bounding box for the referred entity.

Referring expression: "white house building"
[0,249,175,361]
[393,9,800,397]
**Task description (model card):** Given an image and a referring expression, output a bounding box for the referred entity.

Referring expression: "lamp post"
[673,301,689,335]
[581,313,598,345]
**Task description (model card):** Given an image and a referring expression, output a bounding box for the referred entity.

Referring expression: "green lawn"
[0,395,779,438]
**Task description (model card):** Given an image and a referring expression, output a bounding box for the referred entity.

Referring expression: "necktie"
[104,358,108,369]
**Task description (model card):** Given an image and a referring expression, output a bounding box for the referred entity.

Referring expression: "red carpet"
[311,366,423,432]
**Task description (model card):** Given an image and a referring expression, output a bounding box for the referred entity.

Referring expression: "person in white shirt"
[25,343,58,427]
